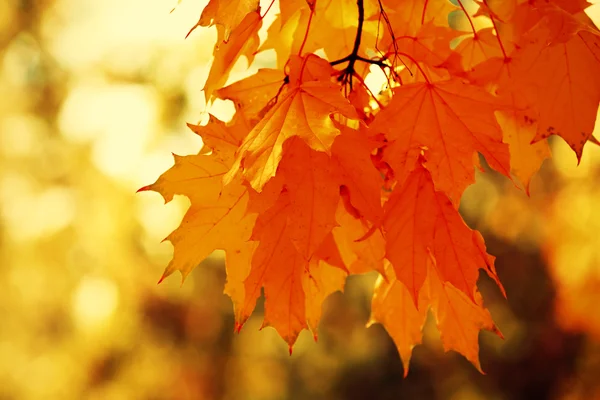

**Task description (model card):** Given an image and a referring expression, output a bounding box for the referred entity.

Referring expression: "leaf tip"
[523,182,532,197]
[365,317,376,329]
[492,324,504,340]
[234,321,244,334]
[185,24,199,39]
[157,273,167,285]
[136,185,153,193]
[402,365,410,378]
[179,271,190,288]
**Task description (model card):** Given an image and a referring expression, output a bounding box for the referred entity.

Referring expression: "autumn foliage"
[139,0,600,374]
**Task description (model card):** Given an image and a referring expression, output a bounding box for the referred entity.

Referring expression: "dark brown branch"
[329,0,366,91]
[330,0,400,94]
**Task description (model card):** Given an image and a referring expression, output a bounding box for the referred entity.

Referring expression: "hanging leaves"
[140,0,600,375]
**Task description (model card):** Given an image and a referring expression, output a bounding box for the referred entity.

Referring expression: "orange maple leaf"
[203,11,262,101]
[370,78,511,204]
[188,0,259,41]
[240,191,308,346]
[468,53,552,193]
[379,0,457,39]
[453,28,505,71]
[138,116,255,283]
[214,68,287,123]
[240,189,347,347]
[225,62,359,190]
[512,9,600,160]
[383,162,502,304]
[278,138,340,259]
[333,202,386,275]
[369,259,502,376]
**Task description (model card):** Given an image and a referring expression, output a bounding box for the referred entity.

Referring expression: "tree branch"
[329,0,366,91]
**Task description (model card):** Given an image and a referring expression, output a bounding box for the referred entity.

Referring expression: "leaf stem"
[457,0,477,37]
[421,0,430,25]
[482,0,508,60]
[385,51,431,84]
[298,6,315,56]
[260,0,276,19]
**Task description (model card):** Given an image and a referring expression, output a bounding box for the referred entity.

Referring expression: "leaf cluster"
[140,0,600,374]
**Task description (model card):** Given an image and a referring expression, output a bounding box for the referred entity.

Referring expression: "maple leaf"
[278,138,340,259]
[225,63,359,190]
[240,190,347,347]
[214,69,287,123]
[511,9,600,160]
[302,0,380,61]
[392,23,460,67]
[138,122,255,283]
[331,125,384,223]
[241,191,308,345]
[536,0,592,15]
[427,259,503,373]
[304,233,348,336]
[188,0,259,41]
[203,11,262,101]
[453,28,504,71]
[333,203,386,275]
[224,240,257,329]
[370,78,511,203]
[382,162,502,304]
[368,262,427,376]
[369,260,502,376]
[379,0,458,39]
[468,53,552,192]
[186,113,248,165]
[473,0,516,22]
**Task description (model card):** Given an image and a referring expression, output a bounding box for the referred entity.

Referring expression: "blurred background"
[1,0,600,399]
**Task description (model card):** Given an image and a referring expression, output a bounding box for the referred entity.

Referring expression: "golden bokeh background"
[1,0,600,399]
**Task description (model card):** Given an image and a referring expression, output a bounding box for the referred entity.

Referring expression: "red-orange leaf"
[304,261,347,338]
[279,138,340,259]
[512,10,600,160]
[454,28,504,71]
[383,162,500,303]
[370,78,511,203]
[468,54,552,193]
[242,191,308,346]
[333,202,386,275]
[240,190,348,347]
[331,126,384,223]
[427,260,503,373]
[368,262,428,376]
[369,260,501,375]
